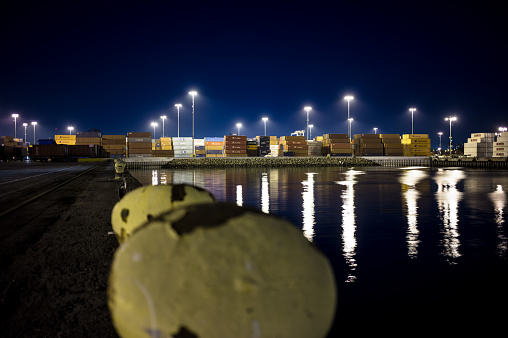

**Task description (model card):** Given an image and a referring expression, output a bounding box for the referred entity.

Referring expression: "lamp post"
[236,123,242,136]
[444,116,457,155]
[499,127,507,136]
[309,124,314,140]
[189,91,197,156]
[151,122,158,141]
[12,114,19,139]
[409,108,416,134]
[262,117,268,136]
[304,106,312,140]
[438,132,443,155]
[344,96,354,139]
[31,121,37,145]
[373,127,378,134]
[68,126,74,135]
[23,123,28,142]
[160,115,167,138]
[348,118,353,139]
[175,104,182,137]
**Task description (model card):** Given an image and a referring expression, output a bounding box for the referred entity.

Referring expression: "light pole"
[344,96,354,139]
[499,127,507,135]
[151,122,158,141]
[160,115,167,138]
[304,106,312,140]
[373,127,378,134]
[175,104,182,137]
[445,116,457,155]
[12,114,19,139]
[68,126,74,135]
[262,117,268,136]
[309,124,314,140]
[409,108,416,134]
[438,132,443,155]
[348,118,353,139]
[31,121,37,145]
[236,123,242,136]
[189,91,197,156]
[23,123,28,142]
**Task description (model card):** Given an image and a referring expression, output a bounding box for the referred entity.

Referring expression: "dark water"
[130,166,508,335]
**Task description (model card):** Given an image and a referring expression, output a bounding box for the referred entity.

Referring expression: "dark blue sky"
[1,1,506,147]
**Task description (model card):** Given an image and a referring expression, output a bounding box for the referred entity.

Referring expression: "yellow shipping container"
[161,145,173,150]
[56,140,76,145]
[402,134,429,139]
[205,145,223,151]
[55,134,77,140]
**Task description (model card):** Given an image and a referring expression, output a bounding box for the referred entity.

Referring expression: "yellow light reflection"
[236,184,243,207]
[489,185,507,258]
[434,169,466,263]
[151,169,158,186]
[261,173,269,214]
[336,169,365,282]
[400,169,428,259]
[302,172,316,241]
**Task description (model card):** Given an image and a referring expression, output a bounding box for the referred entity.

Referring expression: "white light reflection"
[336,169,365,282]
[236,185,243,206]
[261,173,269,214]
[151,170,158,186]
[489,185,507,258]
[399,169,428,259]
[160,171,168,185]
[434,169,466,264]
[302,173,317,241]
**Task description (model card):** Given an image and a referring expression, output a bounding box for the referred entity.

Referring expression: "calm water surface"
[130,166,508,335]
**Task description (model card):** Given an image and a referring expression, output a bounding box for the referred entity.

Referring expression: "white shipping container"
[172,141,193,146]
[497,136,508,142]
[471,133,495,138]
[493,152,508,157]
[493,146,507,152]
[173,145,194,151]
[172,137,193,141]
[494,142,507,146]
[194,139,205,146]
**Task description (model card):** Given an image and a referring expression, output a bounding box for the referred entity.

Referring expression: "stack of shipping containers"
[1,136,27,161]
[401,134,431,156]
[223,135,247,157]
[323,134,351,156]
[269,136,279,156]
[55,135,76,145]
[381,134,403,156]
[463,133,495,158]
[247,138,258,157]
[353,134,383,156]
[493,133,508,157]
[172,137,194,157]
[205,137,223,157]
[76,131,101,146]
[194,139,206,157]
[127,132,152,158]
[279,136,307,157]
[307,140,322,156]
[153,137,174,157]
[102,135,126,158]
[257,136,270,156]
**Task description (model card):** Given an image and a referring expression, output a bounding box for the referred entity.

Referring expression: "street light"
[236,123,242,136]
[31,121,37,145]
[68,126,74,135]
[499,127,507,135]
[438,132,443,155]
[262,117,268,136]
[409,108,416,134]
[304,106,312,140]
[373,127,378,134]
[160,115,167,138]
[344,96,354,139]
[12,114,19,139]
[23,123,28,142]
[444,116,457,155]
[175,104,182,137]
[348,118,353,139]
[309,124,314,140]
[151,122,158,141]
[189,91,197,156]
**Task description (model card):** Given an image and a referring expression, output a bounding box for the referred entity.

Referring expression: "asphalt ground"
[0,161,141,337]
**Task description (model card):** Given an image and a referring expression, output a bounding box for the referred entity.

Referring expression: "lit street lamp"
[31,121,37,145]
[23,123,28,142]
[499,127,507,135]
[304,106,312,140]
[444,116,457,155]
[438,132,443,155]
[175,104,182,137]
[236,123,242,135]
[344,96,354,139]
[151,122,158,141]
[68,126,74,135]
[160,115,167,138]
[189,91,197,156]
[12,113,19,139]
[409,108,416,134]
[348,118,353,139]
[262,117,268,136]
[373,127,378,134]
[309,124,314,140]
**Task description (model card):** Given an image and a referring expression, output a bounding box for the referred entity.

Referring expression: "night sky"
[1,2,506,147]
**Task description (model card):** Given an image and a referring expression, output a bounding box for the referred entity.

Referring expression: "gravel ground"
[0,162,141,337]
